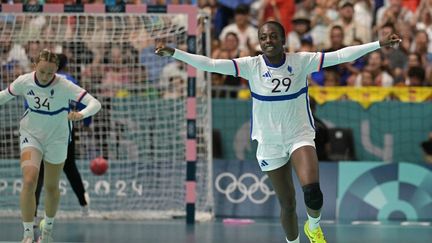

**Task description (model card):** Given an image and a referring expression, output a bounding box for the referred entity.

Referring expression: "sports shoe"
[37,219,53,243]
[82,192,91,216]
[21,236,33,243]
[304,220,326,243]
[84,191,90,206]
[81,205,89,217]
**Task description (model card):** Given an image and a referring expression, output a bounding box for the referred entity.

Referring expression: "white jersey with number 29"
[233,52,324,144]
[171,41,381,144]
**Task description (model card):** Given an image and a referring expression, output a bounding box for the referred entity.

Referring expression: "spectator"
[405,66,426,86]
[286,9,312,52]
[406,52,423,68]
[412,0,432,52]
[376,0,413,29]
[365,51,394,86]
[1,39,30,73]
[379,22,408,83]
[25,40,43,65]
[213,32,249,59]
[309,0,338,50]
[219,4,258,52]
[258,0,295,35]
[411,30,432,64]
[325,25,345,51]
[332,0,371,45]
[295,0,316,16]
[353,68,375,86]
[353,0,374,32]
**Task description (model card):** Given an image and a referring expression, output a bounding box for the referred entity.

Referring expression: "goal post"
[0,4,213,222]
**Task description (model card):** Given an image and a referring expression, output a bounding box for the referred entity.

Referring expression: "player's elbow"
[94,99,102,113]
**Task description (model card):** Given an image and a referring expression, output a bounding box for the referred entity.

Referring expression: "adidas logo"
[22,138,28,144]
[25,228,30,231]
[262,71,271,78]
[260,160,269,167]
[27,90,35,96]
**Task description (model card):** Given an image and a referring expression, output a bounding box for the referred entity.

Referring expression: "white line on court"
[400,221,431,227]
[351,221,382,225]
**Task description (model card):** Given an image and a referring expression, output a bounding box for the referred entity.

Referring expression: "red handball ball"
[90,156,108,175]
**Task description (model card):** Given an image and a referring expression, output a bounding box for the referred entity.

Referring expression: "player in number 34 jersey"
[8,71,90,141]
[0,49,101,243]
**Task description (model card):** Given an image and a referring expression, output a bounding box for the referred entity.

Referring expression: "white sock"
[44,215,55,229]
[23,221,34,238]
[286,235,300,243]
[307,213,321,231]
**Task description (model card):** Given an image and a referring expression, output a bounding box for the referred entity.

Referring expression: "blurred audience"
[2,0,432,101]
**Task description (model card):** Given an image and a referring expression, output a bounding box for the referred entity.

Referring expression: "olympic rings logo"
[215,172,275,204]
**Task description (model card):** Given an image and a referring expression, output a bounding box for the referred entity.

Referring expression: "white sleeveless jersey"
[8,72,87,141]
[233,52,324,144]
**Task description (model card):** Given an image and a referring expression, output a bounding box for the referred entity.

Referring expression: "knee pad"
[302,183,323,210]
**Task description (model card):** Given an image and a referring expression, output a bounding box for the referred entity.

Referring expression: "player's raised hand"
[379,33,402,48]
[155,46,175,57]
[68,111,84,121]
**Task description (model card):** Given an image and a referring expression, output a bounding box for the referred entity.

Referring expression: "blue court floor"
[0,217,431,243]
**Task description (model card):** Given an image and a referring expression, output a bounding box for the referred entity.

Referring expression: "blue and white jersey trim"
[251,86,308,101]
[28,107,69,116]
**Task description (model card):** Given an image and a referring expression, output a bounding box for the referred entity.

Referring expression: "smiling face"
[258,23,285,58]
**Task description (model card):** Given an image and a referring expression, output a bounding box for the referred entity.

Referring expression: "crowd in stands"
[208,0,432,99]
[1,0,432,99]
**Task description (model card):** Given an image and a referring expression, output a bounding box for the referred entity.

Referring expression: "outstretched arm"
[322,34,401,68]
[155,47,237,76]
[0,89,16,105]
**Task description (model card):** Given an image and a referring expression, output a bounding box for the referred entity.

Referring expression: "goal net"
[0,8,213,220]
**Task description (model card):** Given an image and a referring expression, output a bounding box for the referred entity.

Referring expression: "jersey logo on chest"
[287,65,294,76]
[262,71,271,78]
